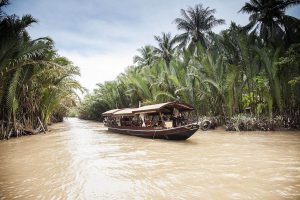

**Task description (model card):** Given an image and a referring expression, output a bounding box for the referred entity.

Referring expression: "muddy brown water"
[0,118,300,200]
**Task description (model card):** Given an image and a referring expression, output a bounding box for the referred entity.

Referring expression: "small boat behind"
[102,102,199,140]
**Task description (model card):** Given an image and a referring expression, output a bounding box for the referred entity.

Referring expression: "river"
[0,118,299,199]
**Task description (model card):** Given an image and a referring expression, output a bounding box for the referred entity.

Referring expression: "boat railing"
[105,113,198,129]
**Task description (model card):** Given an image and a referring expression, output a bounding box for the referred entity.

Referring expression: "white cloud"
[59,50,134,92]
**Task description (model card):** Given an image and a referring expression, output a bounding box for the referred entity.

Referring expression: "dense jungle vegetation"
[1,0,299,138]
[0,1,83,139]
[79,0,300,129]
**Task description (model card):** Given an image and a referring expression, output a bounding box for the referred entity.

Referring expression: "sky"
[6,0,300,94]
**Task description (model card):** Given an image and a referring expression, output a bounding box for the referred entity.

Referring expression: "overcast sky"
[6,0,300,94]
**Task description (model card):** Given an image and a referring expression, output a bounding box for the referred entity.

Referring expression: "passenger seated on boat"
[136,117,142,127]
[163,115,168,121]
[152,121,163,127]
[145,120,152,127]
[111,119,118,126]
[120,117,131,126]
[171,116,177,127]
[151,115,160,127]
[131,118,141,127]
[157,120,163,127]
[177,114,184,126]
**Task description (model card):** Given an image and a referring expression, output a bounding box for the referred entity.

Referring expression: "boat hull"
[107,124,199,140]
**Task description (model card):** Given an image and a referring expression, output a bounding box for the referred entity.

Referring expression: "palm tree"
[174,4,225,49]
[38,58,83,129]
[258,48,282,114]
[154,32,178,66]
[239,0,300,47]
[133,45,157,67]
[0,0,9,17]
[0,3,84,138]
[0,13,47,134]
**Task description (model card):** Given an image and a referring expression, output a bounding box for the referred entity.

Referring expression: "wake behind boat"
[102,102,199,140]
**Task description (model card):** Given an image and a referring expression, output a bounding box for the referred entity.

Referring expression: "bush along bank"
[198,114,300,131]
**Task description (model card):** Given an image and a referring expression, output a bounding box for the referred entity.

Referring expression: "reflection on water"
[0,118,300,199]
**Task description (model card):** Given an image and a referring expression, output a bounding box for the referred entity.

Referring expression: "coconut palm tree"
[257,48,283,113]
[0,13,48,134]
[0,3,84,139]
[0,0,9,18]
[154,32,178,66]
[133,45,157,67]
[174,4,225,49]
[239,0,300,47]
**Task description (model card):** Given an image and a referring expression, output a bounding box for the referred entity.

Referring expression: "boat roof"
[132,102,194,114]
[102,108,121,116]
[102,102,194,117]
[113,108,138,116]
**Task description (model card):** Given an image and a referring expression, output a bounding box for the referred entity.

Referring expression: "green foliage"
[78,93,110,121]
[79,1,299,122]
[0,2,83,138]
[174,4,225,49]
[239,0,300,47]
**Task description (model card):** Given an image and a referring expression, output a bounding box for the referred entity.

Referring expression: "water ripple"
[0,118,300,199]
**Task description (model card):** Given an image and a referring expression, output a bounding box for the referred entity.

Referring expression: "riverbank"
[79,113,300,132]
[198,114,300,131]
[1,114,300,141]
[0,117,300,139]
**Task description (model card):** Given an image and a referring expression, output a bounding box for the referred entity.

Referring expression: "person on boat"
[151,115,159,127]
[131,116,140,127]
[139,114,146,127]
[178,113,184,126]
[171,115,176,127]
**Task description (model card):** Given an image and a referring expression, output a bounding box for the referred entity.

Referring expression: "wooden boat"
[102,102,199,140]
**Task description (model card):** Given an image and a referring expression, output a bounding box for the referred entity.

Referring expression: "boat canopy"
[113,108,138,116]
[132,102,194,114]
[102,102,194,117]
[102,109,121,116]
